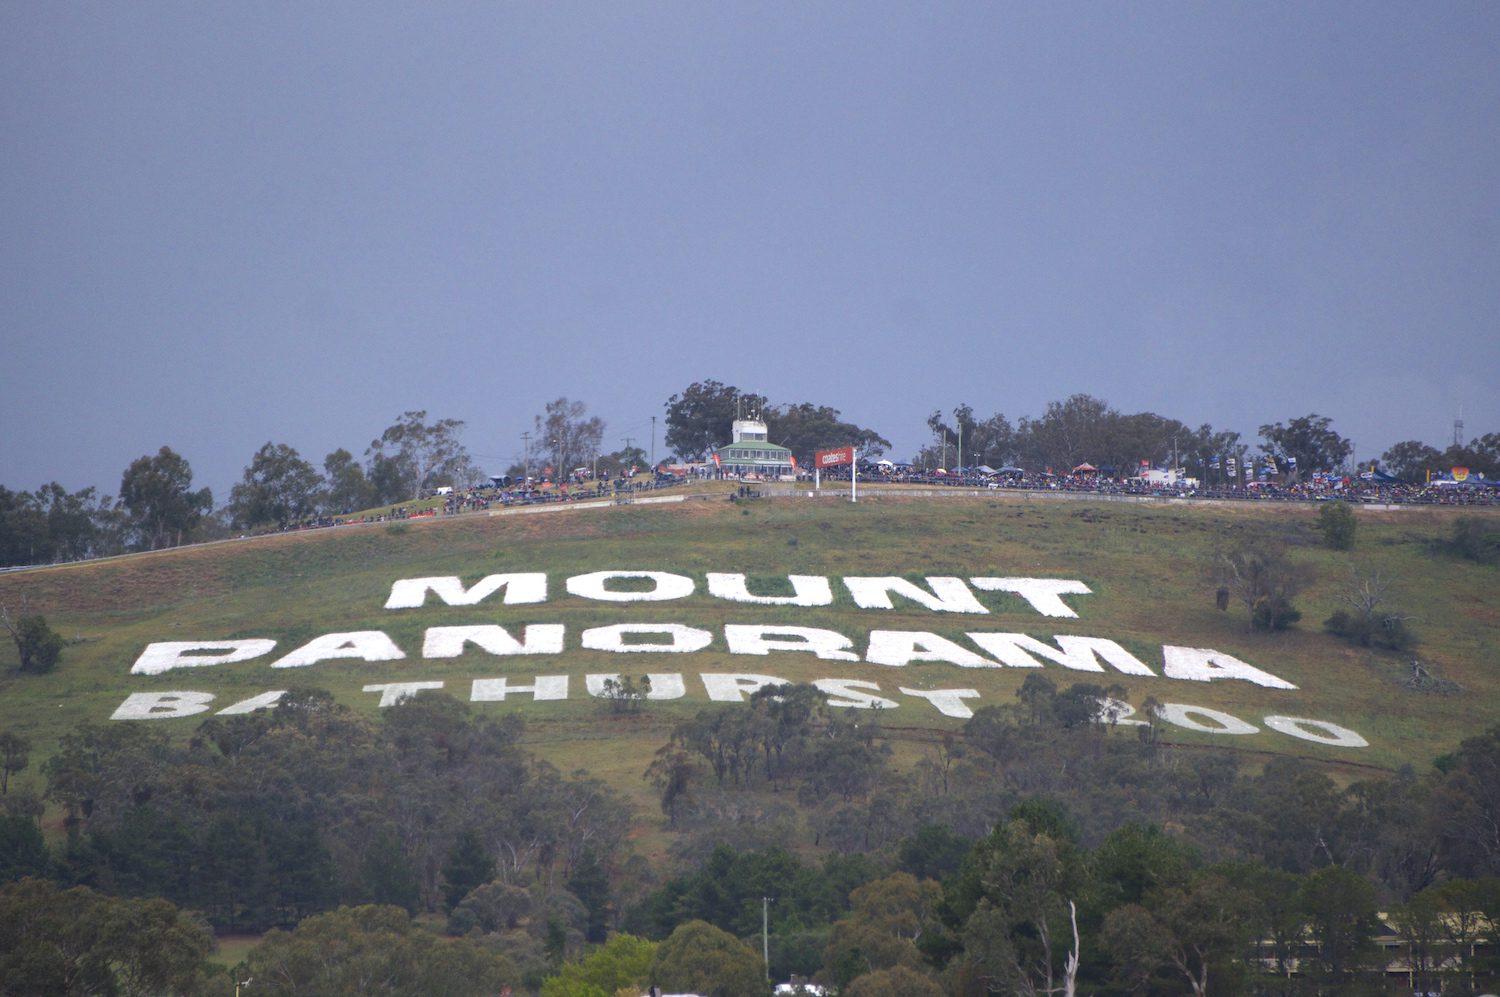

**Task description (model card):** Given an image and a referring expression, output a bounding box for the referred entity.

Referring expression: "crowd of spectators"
[460,471,688,510]
[260,462,1494,540]
[837,464,1499,506]
[263,474,691,537]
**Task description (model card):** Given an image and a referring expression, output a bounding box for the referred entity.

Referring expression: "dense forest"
[4,680,1499,995]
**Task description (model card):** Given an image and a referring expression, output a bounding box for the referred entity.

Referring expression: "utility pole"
[762,896,772,982]
[521,432,531,480]
[650,416,657,470]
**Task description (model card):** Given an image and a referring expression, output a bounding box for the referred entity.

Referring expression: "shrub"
[1252,595,1302,632]
[1317,502,1357,550]
[5,614,63,674]
[1451,517,1500,564]
[1324,609,1416,651]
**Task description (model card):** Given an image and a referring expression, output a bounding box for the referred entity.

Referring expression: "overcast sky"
[3,2,1497,500]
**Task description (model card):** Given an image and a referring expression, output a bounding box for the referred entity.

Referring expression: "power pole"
[521,432,532,480]
[762,896,772,982]
[650,416,657,469]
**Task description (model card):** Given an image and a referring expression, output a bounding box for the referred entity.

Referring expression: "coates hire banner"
[816,446,855,468]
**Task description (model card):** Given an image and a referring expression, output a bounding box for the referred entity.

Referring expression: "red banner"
[816,447,855,468]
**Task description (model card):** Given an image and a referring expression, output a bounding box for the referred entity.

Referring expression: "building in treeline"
[711,412,796,480]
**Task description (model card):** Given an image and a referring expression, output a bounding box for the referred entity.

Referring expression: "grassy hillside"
[2,485,1497,805]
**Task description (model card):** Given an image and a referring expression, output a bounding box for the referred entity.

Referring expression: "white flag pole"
[851,448,857,503]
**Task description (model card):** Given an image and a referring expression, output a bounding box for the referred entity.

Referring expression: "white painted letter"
[813,679,898,710]
[706,573,833,606]
[724,625,858,661]
[271,631,406,669]
[364,682,445,707]
[423,624,565,658]
[900,687,982,718]
[581,624,712,653]
[111,691,214,720]
[1161,646,1297,689]
[217,691,287,715]
[1155,703,1258,735]
[844,577,989,614]
[566,570,695,602]
[131,639,276,675]
[385,573,546,609]
[1098,698,1149,726]
[470,676,569,701]
[1263,716,1368,747]
[965,634,1154,675]
[701,673,787,702]
[969,578,1092,618]
[866,631,996,668]
[585,673,687,700]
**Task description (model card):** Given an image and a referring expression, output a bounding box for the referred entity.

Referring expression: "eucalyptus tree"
[117,446,212,549]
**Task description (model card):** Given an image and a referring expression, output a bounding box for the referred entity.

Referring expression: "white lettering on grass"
[566,571,695,602]
[844,577,988,614]
[216,691,287,714]
[812,679,898,710]
[1161,646,1297,689]
[1155,703,1258,735]
[131,639,277,675]
[969,578,1092,618]
[102,685,1371,749]
[724,625,858,661]
[865,630,995,668]
[966,634,1155,675]
[470,676,569,701]
[700,673,787,702]
[111,691,215,720]
[364,682,444,707]
[271,631,406,669]
[1263,715,1368,747]
[385,573,546,609]
[899,687,982,718]
[581,624,713,653]
[1097,697,1150,726]
[423,624,565,658]
[584,673,688,700]
[706,573,833,606]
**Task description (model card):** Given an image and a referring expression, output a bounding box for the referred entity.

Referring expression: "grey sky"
[4,2,1497,500]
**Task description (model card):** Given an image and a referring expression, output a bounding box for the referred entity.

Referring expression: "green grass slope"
[2,487,1497,791]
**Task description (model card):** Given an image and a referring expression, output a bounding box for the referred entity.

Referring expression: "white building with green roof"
[712,416,796,479]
